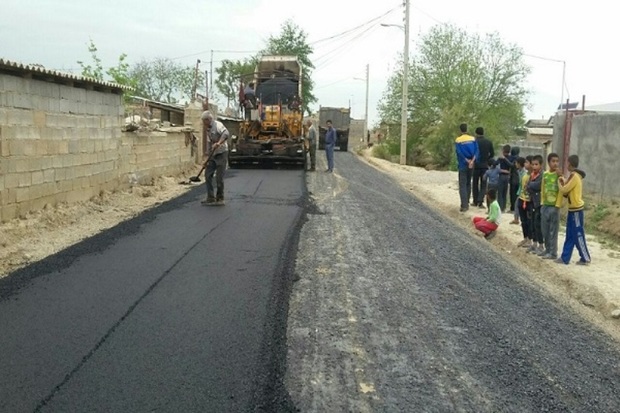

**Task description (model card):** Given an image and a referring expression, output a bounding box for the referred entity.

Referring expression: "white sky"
[1,0,616,127]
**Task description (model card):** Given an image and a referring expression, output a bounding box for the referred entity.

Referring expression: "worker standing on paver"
[201,111,229,206]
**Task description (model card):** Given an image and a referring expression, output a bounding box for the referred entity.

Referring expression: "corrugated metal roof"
[129,95,184,113]
[0,58,130,91]
[526,127,554,135]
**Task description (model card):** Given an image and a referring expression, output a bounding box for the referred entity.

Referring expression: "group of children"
[473,152,592,266]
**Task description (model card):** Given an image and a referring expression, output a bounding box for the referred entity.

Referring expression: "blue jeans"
[325,145,334,171]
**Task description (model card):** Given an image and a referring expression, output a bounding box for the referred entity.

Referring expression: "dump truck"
[318,106,351,152]
[228,55,305,168]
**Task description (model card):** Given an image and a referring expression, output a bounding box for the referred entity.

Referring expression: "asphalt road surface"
[0,168,304,412]
[287,151,620,412]
[3,150,620,413]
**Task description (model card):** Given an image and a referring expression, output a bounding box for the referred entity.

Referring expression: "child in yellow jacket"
[555,155,591,265]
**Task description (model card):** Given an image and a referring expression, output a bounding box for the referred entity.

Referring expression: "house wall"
[0,73,195,222]
[553,112,620,198]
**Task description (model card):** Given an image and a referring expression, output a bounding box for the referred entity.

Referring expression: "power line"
[309,4,402,46]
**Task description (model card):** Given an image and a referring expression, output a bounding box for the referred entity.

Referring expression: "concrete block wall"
[0,73,195,222]
[120,131,194,185]
[0,74,124,221]
[553,112,620,198]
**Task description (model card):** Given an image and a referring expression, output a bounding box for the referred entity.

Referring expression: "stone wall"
[0,73,195,222]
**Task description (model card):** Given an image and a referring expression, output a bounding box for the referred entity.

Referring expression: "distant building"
[524,117,554,143]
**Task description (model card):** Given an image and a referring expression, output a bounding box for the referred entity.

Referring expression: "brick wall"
[0,73,195,222]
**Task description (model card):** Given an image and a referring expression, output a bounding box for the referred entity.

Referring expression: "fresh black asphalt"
[0,168,304,412]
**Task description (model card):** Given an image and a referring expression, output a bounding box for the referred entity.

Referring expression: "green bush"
[372,144,392,161]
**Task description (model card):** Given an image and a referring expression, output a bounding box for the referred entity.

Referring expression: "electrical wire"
[309,3,402,46]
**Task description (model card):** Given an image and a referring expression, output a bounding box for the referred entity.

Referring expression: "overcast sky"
[1,0,616,127]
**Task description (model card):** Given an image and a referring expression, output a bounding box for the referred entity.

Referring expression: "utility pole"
[364,63,369,145]
[210,50,214,99]
[400,0,410,165]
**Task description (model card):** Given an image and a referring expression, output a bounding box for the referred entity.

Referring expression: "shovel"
[188,147,218,182]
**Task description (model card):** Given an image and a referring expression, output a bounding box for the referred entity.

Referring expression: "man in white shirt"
[201,111,229,206]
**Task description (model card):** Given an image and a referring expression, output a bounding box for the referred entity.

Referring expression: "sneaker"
[542,254,557,260]
[575,260,591,266]
[215,198,225,206]
[485,231,497,240]
[201,197,216,205]
[517,239,530,248]
[537,248,547,256]
[554,258,568,265]
[459,207,469,212]
[509,219,520,225]
[526,245,537,253]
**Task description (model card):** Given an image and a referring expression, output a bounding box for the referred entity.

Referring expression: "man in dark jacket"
[455,123,479,212]
[325,120,337,172]
[472,127,494,208]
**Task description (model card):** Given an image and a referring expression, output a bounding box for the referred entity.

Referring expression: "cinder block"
[0,139,9,156]
[18,172,32,187]
[68,139,79,154]
[43,169,55,183]
[3,75,18,92]
[40,156,53,170]
[15,186,30,202]
[49,99,60,112]
[12,158,29,173]
[59,179,73,193]
[52,155,63,169]
[33,110,46,127]
[36,140,48,156]
[59,99,70,113]
[5,173,18,189]
[22,141,36,156]
[32,171,44,185]
[1,204,18,223]
[13,92,33,110]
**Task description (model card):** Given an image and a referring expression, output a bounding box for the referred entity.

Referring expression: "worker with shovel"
[200,111,229,206]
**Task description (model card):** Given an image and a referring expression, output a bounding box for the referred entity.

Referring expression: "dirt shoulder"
[0,175,196,278]
[359,148,620,322]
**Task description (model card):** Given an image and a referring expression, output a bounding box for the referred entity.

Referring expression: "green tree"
[130,58,202,103]
[77,40,137,103]
[378,24,530,167]
[215,58,257,108]
[77,39,104,81]
[262,20,316,116]
[106,53,136,89]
